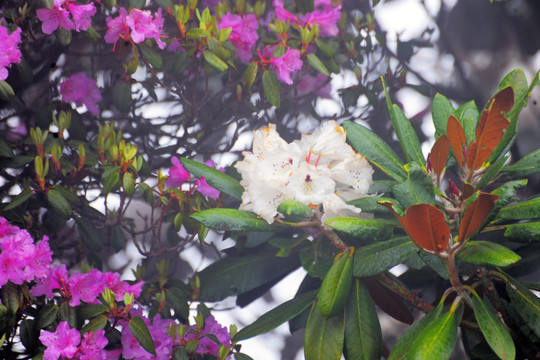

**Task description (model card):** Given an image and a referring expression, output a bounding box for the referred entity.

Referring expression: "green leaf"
[500,69,528,101]
[3,187,33,210]
[81,314,108,334]
[203,50,228,72]
[307,53,330,76]
[498,196,540,220]
[77,304,109,319]
[20,319,37,351]
[344,279,382,360]
[505,222,540,243]
[262,70,280,108]
[388,302,443,360]
[454,100,479,144]
[304,301,345,360]
[0,80,15,101]
[318,248,354,317]
[501,149,540,179]
[408,305,463,360]
[431,93,454,139]
[392,163,435,208]
[123,172,135,196]
[180,157,244,200]
[472,293,515,360]
[75,217,103,252]
[129,316,156,355]
[197,251,299,301]
[300,237,335,278]
[139,43,162,68]
[324,217,393,242]
[242,63,258,88]
[36,304,57,329]
[343,121,407,182]
[315,39,336,58]
[191,209,287,231]
[458,241,520,267]
[47,189,72,218]
[112,81,132,113]
[234,290,317,341]
[347,196,398,214]
[233,353,255,360]
[384,84,424,166]
[277,199,313,219]
[0,139,14,158]
[506,275,540,338]
[476,154,509,189]
[101,166,120,195]
[353,236,418,277]
[295,0,314,13]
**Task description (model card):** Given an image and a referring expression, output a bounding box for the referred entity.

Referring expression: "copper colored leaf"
[446,115,466,168]
[459,192,499,242]
[430,134,450,186]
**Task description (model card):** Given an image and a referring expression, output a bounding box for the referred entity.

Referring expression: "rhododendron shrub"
[1,0,540,359]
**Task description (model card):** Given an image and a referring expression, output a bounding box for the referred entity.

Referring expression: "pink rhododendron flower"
[36,0,76,35]
[273,0,298,23]
[102,271,144,301]
[105,7,166,50]
[79,330,108,360]
[272,0,342,37]
[40,321,81,360]
[59,72,101,115]
[194,159,224,199]
[271,47,303,85]
[121,311,173,360]
[104,7,129,48]
[68,269,104,306]
[166,157,190,187]
[183,315,231,357]
[66,2,96,32]
[30,264,69,299]
[296,73,332,98]
[0,25,22,81]
[218,13,259,63]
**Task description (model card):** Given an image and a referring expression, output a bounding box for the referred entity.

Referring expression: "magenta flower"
[30,264,70,299]
[273,0,298,23]
[40,321,81,360]
[183,316,231,357]
[68,269,104,306]
[296,73,332,98]
[59,72,101,115]
[105,7,166,50]
[36,0,76,35]
[166,157,190,187]
[102,271,144,301]
[301,0,342,37]
[271,47,303,85]
[194,159,224,200]
[218,13,259,63]
[66,2,97,32]
[0,25,22,81]
[104,7,129,49]
[0,217,18,237]
[121,312,173,360]
[79,330,108,360]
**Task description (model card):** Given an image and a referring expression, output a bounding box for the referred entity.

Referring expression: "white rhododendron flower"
[235,121,374,224]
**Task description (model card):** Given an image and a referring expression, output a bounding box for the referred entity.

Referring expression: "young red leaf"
[458,192,499,242]
[446,115,466,168]
[380,202,450,253]
[430,134,450,186]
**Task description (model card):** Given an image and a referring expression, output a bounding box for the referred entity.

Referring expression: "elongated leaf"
[82,314,108,334]
[129,316,156,355]
[262,70,280,108]
[430,134,449,186]
[501,149,540,180]
[472,293,515,360]
[47,189,72,218]
[388,302,443,360]
[139,43,162,68]
[431,93,454,139]
[203,50,228,72]
[101,166,120,195]
[75,217,103,252]
[319,248,354,317]
[324,217,393,242]
[505,222,540,243]
[197,252,299,301]
[234,290,317,341]
[3,187,33,210]
[498,197,540,220]
[344,279,382,360]
[304,301,345,360]
[353,236,418,277]
[242,63,258,88]
[447,114,467,168]
[408,305,463,360]
[307,53,329,76]
[37,304,57,329]
[392,163,435,209]
[0,139,14,158]
[0,81,14,101]
[77,304,109,319]
[458,241,520,267]
[459,192,499,242]
[180,158,244,200]
[476,154,509,189]
[343,121,407,182]
[506,275,540,338]
[191,208,286,231]
[347,196,398,214]
[454,100,479,144]
[277,199,313,218]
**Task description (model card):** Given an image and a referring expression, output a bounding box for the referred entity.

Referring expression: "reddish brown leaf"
[458,192,499,242]
[430,134,450,186]
[363,277,414,325]
[460,183,475,201]
[380,202,450,253]
[447,115,466,168]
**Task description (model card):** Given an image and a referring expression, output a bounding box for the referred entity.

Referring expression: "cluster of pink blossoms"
[31,264,143,306]
[105,8,166,50]
[0,24,22,81]
[270,47,303,85]
[218,13,259,63]
[167,158,224,200]
[40,322,108,360]
[59,72,102,115]
[273,0,342,37]
[0,217,52,287]
[36,0,97,35]
[182,315,232,357]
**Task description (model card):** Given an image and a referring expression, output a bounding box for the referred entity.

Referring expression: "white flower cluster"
[235,121,374,225]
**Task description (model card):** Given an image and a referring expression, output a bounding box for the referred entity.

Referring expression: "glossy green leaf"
[476,154,509,189]
[242,63,258,88]
[388,303,443,360]
[304,301,345,360]
[324,217,393,242]
[20,319,37,351]
[353,236,418,277]
[392,163,435,208]
[233,353,255,360]
[408,305,463,360]
[343,121,407,182]
[472,293,515,360]
[488,180,528,222]
[431,93,454,139]
[129,315,156,355]
[77,304,109,319]
[0,139,14,158]
[101,166,120,195]
[300,237,335,278]
[75,217,103,252]
[197,251,299,301]
[262,70,280,108]
[180,158,244,200]
[454,100,479,144]
[36,304,57,329]
[505,222,540,243]
[139,43,162,68]
[347,196,398,214]
[0,80,15,101]
[506,275,540,338]
[319,248,354,317]
[3,187,33,210]
[81,314,108,334]
[344,279,382,360]
[501,149,540,180]
[418,252,449,279]
[500,69,528,101]
[277,199,313,218]
[307,53,330,76]
[47,189,72,218]
[203,50,228,72]
[315,39,336,57]
[498,197,540,220]
[234,290,317,341]
[191,208,287,231]
[458,241,520,267]
[112,81,132,113]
